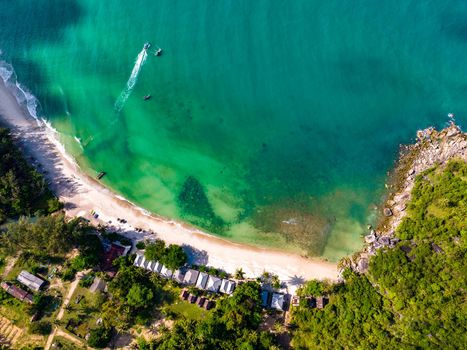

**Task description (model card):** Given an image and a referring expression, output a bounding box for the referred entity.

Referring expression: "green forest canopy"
[0,128,59,221]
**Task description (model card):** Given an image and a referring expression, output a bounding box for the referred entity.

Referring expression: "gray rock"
[383,208,393,217]
[379,236,390,246]
[357,258,369,273]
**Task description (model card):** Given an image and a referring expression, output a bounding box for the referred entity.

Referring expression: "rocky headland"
[355,122,467,273]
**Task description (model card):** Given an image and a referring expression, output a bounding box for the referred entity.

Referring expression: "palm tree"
[271,275,281,289]
[234,268,245,280]
[261,271,271,281]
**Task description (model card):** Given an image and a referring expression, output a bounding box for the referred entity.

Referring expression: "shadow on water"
[0,0,84,121]
[0,0,84,49]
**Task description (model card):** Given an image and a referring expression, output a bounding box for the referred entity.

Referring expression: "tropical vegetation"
[291,159,467,349]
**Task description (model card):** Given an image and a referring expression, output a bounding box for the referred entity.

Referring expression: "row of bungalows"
[134,253,236,294]
[1,282,34,304]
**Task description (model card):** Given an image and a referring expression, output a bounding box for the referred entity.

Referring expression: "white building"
[196,272,209,289]
[133,254,144,267]
[152,261,163,273]
[183,269,199,285]
[160,266,173,279]
[219,279,236,294]
[172,269,185,284]
[271,293,285,311]
[205,276,222,292]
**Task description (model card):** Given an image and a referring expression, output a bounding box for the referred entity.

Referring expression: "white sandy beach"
[0,78,339,287]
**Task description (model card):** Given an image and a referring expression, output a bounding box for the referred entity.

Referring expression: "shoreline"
[354,122,466,272]
[0,78,339,284]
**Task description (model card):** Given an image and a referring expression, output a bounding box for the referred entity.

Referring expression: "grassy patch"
[163,300,209,321]
[52,335,86,350]
[0,302,30,327]
[61,285,104,339]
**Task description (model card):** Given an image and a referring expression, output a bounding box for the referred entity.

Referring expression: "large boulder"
[383,208,393,217]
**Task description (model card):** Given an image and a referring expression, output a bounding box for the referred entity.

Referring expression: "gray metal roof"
[220,279,236,294]
[196,272,209,289]
[183,269,199,285]
[17,270,45,291]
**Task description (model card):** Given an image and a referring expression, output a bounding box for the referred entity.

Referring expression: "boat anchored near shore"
[154,47,163,56]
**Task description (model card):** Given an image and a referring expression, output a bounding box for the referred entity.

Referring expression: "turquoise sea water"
[1,0,466,260]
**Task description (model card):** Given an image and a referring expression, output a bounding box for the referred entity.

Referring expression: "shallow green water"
[1,0,466,260]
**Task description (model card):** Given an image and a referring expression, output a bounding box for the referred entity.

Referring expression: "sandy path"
[0,78,338,285]
[45,271,87,350]
[56,271,86,321]
[1,255,18,279]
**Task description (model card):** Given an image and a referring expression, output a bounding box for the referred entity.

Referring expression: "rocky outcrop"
[355,122,466,273]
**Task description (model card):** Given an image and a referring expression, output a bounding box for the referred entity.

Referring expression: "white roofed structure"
[183,269,199,285]
[205,276,222,292]
[152,261,163,273]
[133,254,144,267]
[146,261,156,271]
[219,279,236,294]
[271,293,285,311]
[141,258,150,270]
[160,266,173,279]
[172,269,185,284]
[196,272,209,289]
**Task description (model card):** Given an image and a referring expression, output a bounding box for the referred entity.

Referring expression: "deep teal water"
[1,0,466,260]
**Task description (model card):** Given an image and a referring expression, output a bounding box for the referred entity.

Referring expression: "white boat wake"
[114,47,148,113]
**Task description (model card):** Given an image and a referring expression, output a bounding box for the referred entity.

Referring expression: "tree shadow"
[181,244,209,266]
[288,275,305,286]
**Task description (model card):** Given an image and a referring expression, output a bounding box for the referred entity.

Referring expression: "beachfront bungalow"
[160,266,173,279]
[219,279,236,294]
[172,269,186,284]
[188,294,197,304]
[205,275,222,292]
[152,261,163,274]
[183,269,200,285]
[17,270,45,292]
[133,254,144,267]
[196,272,209,289]
[141,258,151,270]
[271,293,285,311]
[146,260,156,271]
[261,290,270,308]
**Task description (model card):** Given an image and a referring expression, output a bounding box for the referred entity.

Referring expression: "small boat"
[97,171,106,180]
[143,95,152,100]
[154,48,163,56]
[143,42,151,50]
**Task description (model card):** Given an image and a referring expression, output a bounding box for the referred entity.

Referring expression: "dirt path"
[56,271,86,321]
[56,328,88,348]
[44,327,57,350]
[1,255,18,279]
[45,270,88,350]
